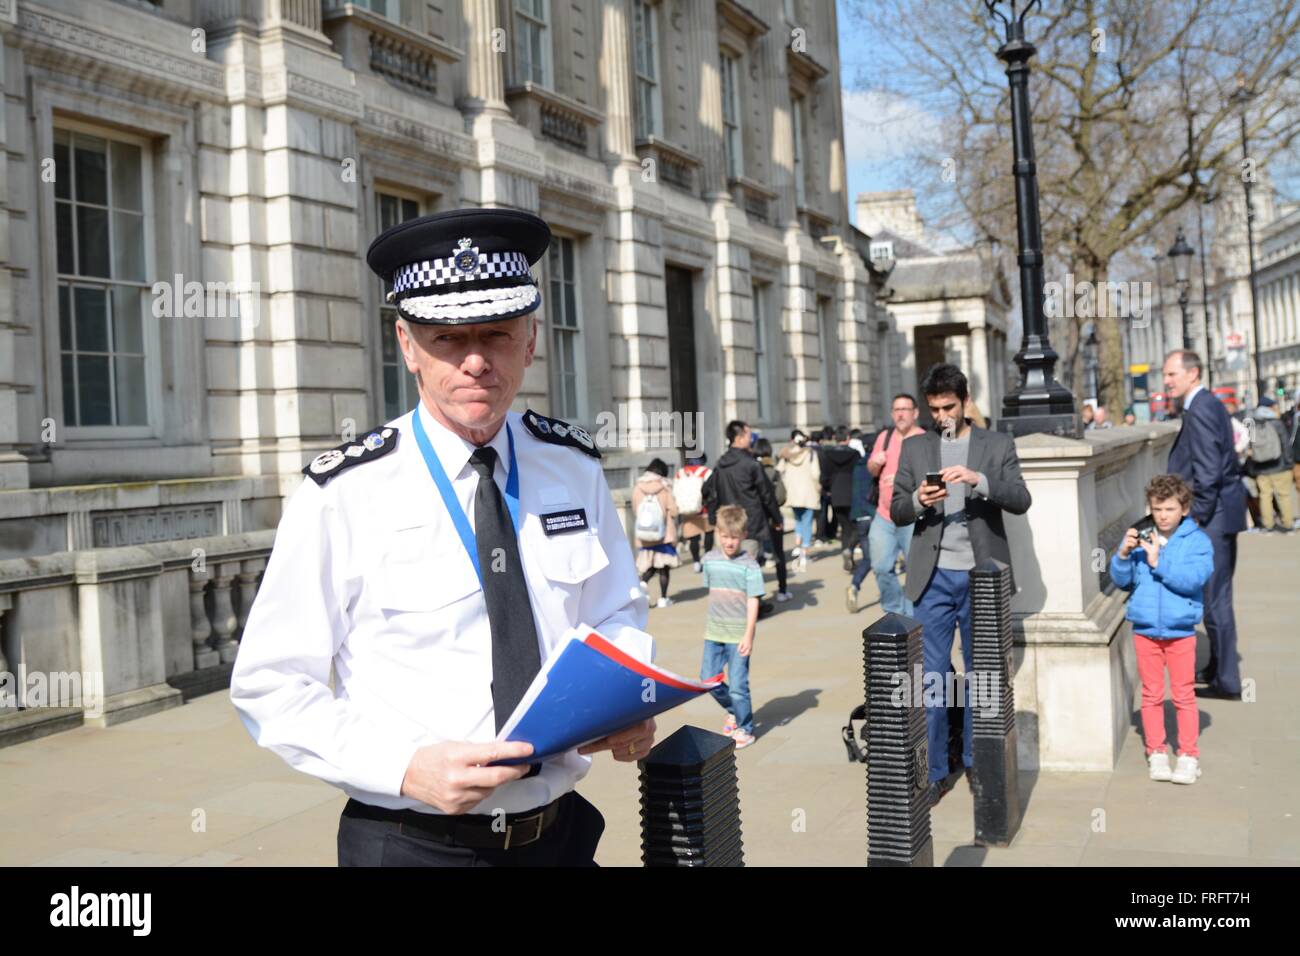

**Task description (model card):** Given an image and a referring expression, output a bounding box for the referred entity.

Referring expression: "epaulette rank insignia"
[303,427,399,486]
[522,409,600,459]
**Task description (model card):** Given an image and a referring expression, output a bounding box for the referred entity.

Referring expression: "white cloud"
[841,89,945,169]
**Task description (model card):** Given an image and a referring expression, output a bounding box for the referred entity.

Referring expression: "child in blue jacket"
[1110,474,1214,785]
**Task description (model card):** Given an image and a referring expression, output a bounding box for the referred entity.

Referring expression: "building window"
[633,0,661,140]
[720,51,743,180]
[377,191,422,421]
[513,0,551,87]
[869,239,895,264]
[548,236,582,420]
[792,94,807,208]
[54,128,150,428]
[753,282,771,422]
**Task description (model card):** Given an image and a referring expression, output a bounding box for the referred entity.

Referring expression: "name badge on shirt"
[542,508,588,536]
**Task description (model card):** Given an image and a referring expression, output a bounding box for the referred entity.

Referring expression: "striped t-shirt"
[701,548,766,644]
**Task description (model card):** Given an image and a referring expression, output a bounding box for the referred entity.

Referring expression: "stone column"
[0,6,27,491]
[600,0,640,172]
[686,0,728,201]
[0,593,14,712]
[210,562,241,663]
[236,558,267,638]
[460,0,512,120]
[760,19,797,228]
[189,570,217,669]
[971,321,991,419]
[75,548,182,727]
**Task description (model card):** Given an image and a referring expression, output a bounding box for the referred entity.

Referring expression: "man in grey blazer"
[891,364,1032,805]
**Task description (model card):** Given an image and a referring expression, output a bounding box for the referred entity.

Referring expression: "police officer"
[230,208,656,866]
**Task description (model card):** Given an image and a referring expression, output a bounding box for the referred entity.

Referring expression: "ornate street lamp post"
[1083,324,1100,404]
[1231,79,1264,402]
[1168,228,1194,351]
[985,0,1077,438]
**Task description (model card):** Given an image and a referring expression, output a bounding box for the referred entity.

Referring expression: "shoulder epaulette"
[522,408,600,458]
[302,426,399,486]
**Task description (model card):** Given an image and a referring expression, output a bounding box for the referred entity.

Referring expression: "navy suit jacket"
[1166,390,1247,535]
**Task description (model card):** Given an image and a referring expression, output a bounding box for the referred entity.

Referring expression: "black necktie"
[469,446,542,733]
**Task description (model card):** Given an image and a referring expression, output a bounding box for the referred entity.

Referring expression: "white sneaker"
[791,546,803,559]
[656,597,673,608]
[693,561,702,573]
[1148,750,1173,782]
[798,555,808,573]
[776,590,793,603]
[1170,753,1201,785]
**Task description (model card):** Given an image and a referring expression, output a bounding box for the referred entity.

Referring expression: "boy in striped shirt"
[700,505,766,748]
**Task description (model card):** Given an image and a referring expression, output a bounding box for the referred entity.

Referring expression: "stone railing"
[0,530,274,744]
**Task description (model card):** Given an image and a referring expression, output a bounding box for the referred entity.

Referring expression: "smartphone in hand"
[924,471,944,488]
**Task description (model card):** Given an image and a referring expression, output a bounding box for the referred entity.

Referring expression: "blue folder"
[492,625,723,765]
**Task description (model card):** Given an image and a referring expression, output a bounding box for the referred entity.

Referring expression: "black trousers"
[687,531,715,563]
[337,792,605,867]
[1201,529,1241,695]
[832,506,858,554]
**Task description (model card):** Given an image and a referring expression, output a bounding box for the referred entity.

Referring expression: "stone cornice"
[262,70,364,120]
[360,106,476,165]
[16,5,225,101]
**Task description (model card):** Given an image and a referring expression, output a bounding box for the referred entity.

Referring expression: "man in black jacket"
[822,426,863,571]
[703,420,783,545]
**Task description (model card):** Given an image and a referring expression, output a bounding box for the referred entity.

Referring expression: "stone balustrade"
[0,530,274,746]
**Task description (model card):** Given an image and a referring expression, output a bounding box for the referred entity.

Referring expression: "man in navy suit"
[1162,350,1247,700]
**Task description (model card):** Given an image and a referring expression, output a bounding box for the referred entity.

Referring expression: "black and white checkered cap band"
[392,251,531,293]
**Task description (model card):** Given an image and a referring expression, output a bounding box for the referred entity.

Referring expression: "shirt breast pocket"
[369,527,481,616]
[524,527,610,623]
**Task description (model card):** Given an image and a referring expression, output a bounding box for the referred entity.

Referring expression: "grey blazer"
[889,426,1032,603]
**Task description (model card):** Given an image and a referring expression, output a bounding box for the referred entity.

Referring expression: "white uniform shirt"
[230,403,653,814]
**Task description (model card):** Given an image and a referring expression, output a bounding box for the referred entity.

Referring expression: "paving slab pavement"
[0,533,1295,866]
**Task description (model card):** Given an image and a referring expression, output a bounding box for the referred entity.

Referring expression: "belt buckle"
[503,810,545,850]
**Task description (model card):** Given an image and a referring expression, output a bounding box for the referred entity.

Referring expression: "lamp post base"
[997,385,1080,439]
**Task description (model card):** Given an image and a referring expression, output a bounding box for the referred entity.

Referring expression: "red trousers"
[1134,633,1199,758]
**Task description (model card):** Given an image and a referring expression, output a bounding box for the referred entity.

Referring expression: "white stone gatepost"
[1005,424,1180,770]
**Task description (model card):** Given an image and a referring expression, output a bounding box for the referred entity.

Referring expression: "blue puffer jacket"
[1109,516,1214,638]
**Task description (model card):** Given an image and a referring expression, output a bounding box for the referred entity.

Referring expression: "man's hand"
[577,718,656,763]
[868,450,888,475]
[1118,528,1139,559]
[1145,534,1161,568]
[400,740,535,815]
[941,465,981,486]
[738,634,753,657]
[918,483,948,508]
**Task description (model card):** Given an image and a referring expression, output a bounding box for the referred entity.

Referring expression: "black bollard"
[969,558,1022,847]
[638,725,744,867]
[864,612,933,867]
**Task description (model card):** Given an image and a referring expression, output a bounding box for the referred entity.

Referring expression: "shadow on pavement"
[752,688,822,739]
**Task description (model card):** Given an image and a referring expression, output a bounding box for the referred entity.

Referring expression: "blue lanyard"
[410,408,520,585]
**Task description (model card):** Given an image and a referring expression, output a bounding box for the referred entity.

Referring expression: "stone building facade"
[0,0,889,560]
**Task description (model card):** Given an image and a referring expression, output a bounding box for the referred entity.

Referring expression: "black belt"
[344,797,563,850]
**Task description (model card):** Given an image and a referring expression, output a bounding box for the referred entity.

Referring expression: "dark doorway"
[913,323,967,426]
[665,266,699,416]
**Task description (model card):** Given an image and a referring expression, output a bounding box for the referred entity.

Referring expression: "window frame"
[720,51,744,180]
[51,117,160,441]
[513,0,553,89]
[546,234,585,422]
[633,0,662,140]
[753,281,772,423]
[374,187,424,423]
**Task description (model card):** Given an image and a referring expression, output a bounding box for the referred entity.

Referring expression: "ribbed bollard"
[864,612,933,867]
[969,559,1022,847]
[638,725,744,867]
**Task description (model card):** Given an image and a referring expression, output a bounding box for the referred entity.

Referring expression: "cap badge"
[453,237,480,276]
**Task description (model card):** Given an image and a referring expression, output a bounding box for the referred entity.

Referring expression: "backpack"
[635,494,667,543]
[674,471,705,515]
[1248,416,1282,465]
[765,464,787,507]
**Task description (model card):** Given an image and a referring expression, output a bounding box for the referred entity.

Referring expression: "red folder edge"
[579,629,724,692]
